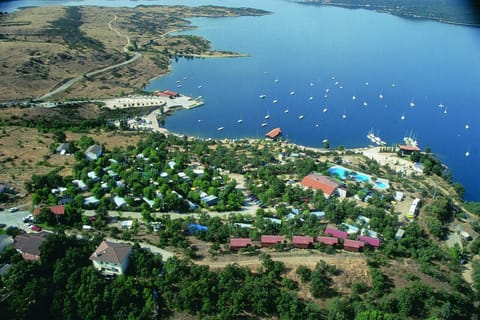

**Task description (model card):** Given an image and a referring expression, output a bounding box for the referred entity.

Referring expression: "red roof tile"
[292,236,314,245]
[343,239,365,249]
[324,227,348,239]
[301,174,340,197]
[261,235,284,244]
[398,145,420,151]
[359,235,381,247]
[265,127,282,139]
[230,238,252,248]
[316,236,338,245]
[33,205,65,216]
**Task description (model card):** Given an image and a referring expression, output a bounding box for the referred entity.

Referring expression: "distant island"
[298,0,480,27]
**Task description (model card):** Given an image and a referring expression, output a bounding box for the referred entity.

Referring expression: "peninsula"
[0,5,269,102]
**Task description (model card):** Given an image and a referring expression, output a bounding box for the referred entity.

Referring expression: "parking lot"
[0,209,32,230]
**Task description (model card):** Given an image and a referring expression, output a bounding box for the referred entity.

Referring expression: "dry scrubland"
[0,5,265,101]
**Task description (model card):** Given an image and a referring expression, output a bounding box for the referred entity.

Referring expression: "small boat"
[322,138,329,143]
[342,114,347,119]
[444,107,448,114]
[176,80,181,83]
[335,81,339,86]
[325,88,330,93]
[183,77,188,80]
[465,151,470,157]
[363,102,368,106]
[465,123,470,129]
[352,95,356,100]
[290,91,295,95]
[379,93,384,99]
[261,122,268,127]
[309,96,314,101]
[310,82,314,87]
[323,108,328,113]
[197,85,203,89]
[339,86,343,89]
[299,115,304,120]
[260,94,267,99]
[315,124,319,127]
[176,84,182,88]
[392,83,396,87]
[324,94,328,98]
[365,82,369,86]
[274,79,279,83]
[273,99,278,104]
[264,114,270,120]
[237,119,243,124]
[410,101,415,107]
[401,114,405,120]
[217,127,224,131]
[197,119,202,123]
[284,109,289,113]
[438,103,444,108]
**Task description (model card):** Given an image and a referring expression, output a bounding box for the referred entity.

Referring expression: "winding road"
[37,15,141,101]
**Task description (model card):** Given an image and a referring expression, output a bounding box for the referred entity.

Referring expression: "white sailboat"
[410,101,415,107]
[309,96,314,101]
[290,91,295,95]
[261,122,268,127]
[444,107,448,114]
[264,113,270,120]
[299,115,304,120]
[237,119,243,124]
[273,99,278,104]
[401,113,405,120]
[284,108,289,113]
[323,108,328,113]
[363,101,368,106]
[465,123,470,129]
[217,127,224,131]
[352,95,356,100]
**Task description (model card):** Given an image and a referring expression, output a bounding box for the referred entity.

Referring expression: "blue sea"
[3,0,480,201]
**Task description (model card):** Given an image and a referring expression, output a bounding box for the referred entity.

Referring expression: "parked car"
[23,215,33,223]
[8,207,18,212]
[31,225,42,232]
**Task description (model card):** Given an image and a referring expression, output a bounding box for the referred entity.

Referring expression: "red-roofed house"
[230,238,253,250]
[13,232,49,261]
[359,235,381,248]
[301,174,345,198]
[265,127,282,140]
[316,236,338,246]
[292,236,314,249]
[90,240,132,275]
[343,239,365,252]
[398,144,421,155]
[261,235,284,247]
[162,90,180,98]
[324,227,348,239]
[33,205,65,216]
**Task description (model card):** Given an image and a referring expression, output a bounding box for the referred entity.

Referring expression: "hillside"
[299,0,480,26]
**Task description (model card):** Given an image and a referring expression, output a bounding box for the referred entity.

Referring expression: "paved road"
[37,14,141,101]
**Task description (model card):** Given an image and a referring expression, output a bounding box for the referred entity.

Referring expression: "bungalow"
[120,220,133,230]
[398,144,421,156]
[33,205,65,217]
[85,144,103,161]
[161,90,180,98]
[316,236,339,246]
[12,232,49,261]
[343,239,365,252]
[113,196,127,208]
[229,238,252,250]
[395,228,405,240]
[264,217,282,225]
[201,195,218,206]
[260,235,284,247]
[341,223,360,235]
[324,227,348,239]
[310,211,326,219]
[292,236,314,249]
[90,240,132,275]
[87,171,99,182]
[56,142,70,154]
[83,196,100,206]
[72,179,87,191]
[301,174,344,198]
[265,127,282,140]
[359,235,381,249]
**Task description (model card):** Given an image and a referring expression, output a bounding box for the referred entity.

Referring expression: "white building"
[90,240,132,275]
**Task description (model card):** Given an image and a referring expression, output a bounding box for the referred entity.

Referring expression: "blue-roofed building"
[187,223,208,235]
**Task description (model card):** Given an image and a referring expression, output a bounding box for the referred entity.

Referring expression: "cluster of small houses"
[54,143,222,211]
[229,227,380,252]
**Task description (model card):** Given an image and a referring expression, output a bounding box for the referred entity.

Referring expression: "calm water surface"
[3,0,480,200]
